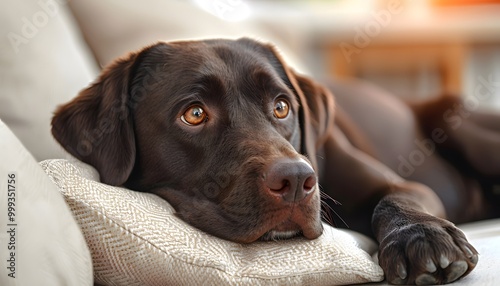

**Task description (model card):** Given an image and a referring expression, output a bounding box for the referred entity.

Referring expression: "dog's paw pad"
[415,273,437,285]
[390,277,406,285]
[445,260,468,283]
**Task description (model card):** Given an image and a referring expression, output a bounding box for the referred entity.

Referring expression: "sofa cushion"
[40,158,384,286]
[0,0,98,160]
[0,120,93,286]
[68,0,307,71]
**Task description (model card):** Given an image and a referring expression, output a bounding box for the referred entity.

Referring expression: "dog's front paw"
[378,219,478,285]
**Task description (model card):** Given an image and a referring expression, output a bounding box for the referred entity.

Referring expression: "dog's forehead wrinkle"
[226,98,267,129]
[191,43,286,104]
[207,42,277,79]
[199,59,232,82]
[212,43,261,66]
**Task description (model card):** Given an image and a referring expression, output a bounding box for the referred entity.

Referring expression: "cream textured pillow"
[40,159,384,286]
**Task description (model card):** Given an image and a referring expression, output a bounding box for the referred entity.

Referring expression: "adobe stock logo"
[397,133,446,178]
[7,0,68,54]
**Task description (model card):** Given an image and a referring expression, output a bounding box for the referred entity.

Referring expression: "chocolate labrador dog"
[51,38,500,284]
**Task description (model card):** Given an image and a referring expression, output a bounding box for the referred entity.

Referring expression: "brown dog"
[51,38,499,285]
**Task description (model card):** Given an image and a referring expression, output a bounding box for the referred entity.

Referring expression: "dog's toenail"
[440,255,451,268]
[397,262,407,279]
[464,246,474,258]
[425,259,437,273]
[471,254,479,264]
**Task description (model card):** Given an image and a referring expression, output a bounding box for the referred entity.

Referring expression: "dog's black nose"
[265,158,317,202]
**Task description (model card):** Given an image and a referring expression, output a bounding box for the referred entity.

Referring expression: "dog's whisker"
[315,154,325,160]
[320,200,335,226]
[320,208,335,227]
[319,188,342,206]
[320,199,349,229]
[330,208,349,229]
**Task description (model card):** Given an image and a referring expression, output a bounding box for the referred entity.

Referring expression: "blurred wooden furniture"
[318,2,500,98]
[252,0,500,101]
[327,43,467,97]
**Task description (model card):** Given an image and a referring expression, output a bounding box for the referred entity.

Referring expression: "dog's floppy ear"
[51,52,139,186]
[263,43,335,170]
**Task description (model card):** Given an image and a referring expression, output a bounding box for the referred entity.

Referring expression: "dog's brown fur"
[52,38,500,284]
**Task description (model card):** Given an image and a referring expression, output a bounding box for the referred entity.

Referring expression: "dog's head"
[52,38,335,243]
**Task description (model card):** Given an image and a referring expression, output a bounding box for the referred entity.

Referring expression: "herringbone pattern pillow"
[40,159,384,286]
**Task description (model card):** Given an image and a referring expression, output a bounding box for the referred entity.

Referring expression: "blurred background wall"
[193,0,500,109]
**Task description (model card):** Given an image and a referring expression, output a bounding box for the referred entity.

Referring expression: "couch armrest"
[0,120,93,286]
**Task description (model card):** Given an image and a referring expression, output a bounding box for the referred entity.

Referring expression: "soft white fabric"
[0,120,93,286]
[451,219,500,286]
[40,158,385,286]
[0,0,98,160]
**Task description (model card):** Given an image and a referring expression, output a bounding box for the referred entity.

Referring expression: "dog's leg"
[453,118,500,176]
[321,128,479,285]
[413,96,500,177]
[468,109,500,132]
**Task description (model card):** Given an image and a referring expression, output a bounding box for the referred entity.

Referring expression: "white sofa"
[1,1,498,285]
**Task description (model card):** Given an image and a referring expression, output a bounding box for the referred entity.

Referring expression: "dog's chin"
[260,230,302,241]
[259,220,303,241]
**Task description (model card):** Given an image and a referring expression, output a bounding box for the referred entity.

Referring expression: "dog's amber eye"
[181,106,207,126]
[274,99,290,119]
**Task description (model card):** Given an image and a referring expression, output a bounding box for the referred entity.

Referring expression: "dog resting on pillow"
[51,38,500,285]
